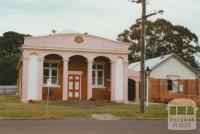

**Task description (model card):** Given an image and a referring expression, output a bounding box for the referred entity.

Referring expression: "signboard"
[167,98,198,130]
[179,84,184,92]
[47,79,51,87]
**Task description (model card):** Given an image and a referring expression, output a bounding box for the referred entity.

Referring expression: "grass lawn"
[0,95,199,119]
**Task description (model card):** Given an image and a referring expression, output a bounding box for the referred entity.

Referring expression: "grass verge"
[0,95,199,119]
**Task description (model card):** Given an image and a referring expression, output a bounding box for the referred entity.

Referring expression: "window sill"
[92,86,106,89]
[168,91,179,94]
[43,85,61,88]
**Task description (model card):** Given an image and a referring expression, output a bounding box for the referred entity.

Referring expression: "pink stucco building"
[18,33,140,103]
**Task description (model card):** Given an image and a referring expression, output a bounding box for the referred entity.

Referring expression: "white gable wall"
[150,57,196,79]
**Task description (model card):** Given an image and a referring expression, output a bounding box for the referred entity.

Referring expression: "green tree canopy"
[0,31,29,56]
[0,54,19,85]
[117,19,199,68]
[0,31,30,85]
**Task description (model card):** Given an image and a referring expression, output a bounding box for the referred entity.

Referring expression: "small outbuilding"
[129,54,200,104]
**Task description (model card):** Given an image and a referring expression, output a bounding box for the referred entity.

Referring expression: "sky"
[0,0,199,41]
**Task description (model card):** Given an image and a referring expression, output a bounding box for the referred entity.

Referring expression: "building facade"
[129,54,200,104]
[18,33,130,103]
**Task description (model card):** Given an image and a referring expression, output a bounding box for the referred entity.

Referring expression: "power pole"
[140,0,146,113]
[130,0,163,113]
[130,0,146,113]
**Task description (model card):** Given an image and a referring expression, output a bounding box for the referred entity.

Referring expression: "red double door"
[68,75,81,100]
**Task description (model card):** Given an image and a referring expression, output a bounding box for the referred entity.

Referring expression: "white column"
[123,61,128,104]
[87,60,93,100]
[146,76,149,107]
[21,58,29,103]
[38,58,44,101]
[111,61,116,102]
[135,81,140,103]
[62,58,69,101]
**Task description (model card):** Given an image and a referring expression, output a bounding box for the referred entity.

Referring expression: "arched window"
[43,54,62,86]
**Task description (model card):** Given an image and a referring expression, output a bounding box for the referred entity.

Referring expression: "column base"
[123,100,129,104]
[21,99,29,103]
[111,100,123,104]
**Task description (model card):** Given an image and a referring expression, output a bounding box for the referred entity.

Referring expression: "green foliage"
[0,54,19,85]
[117,19,199,68]
[0,31,28,56]
[0,31,30,85]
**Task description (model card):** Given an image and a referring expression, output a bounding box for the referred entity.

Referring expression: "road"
[0,119,199,134]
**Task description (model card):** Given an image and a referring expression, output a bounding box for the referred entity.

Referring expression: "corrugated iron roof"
[128,54,173,71]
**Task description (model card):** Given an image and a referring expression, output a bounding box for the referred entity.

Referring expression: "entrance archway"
[128,79,136,101]
[68,55,87,100]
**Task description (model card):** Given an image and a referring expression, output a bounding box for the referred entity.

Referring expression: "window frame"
[43,62,59,86]
[167,75,180,93]
[92,62,105,88]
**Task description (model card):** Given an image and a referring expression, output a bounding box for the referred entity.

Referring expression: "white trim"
[22,46,129,54]
[68,71,83,75]
[43,84,61,88]
[167,75,179,80]
[80,75,82,100]
[92,86,106,89]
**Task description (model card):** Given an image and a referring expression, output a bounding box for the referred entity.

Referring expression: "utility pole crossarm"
[136,10,164,22]
[129,0,142,4]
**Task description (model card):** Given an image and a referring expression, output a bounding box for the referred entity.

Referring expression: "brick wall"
[149,78,200,105]
[17,62,23,98]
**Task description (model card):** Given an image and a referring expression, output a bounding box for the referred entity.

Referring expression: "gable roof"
[128,53,197,73]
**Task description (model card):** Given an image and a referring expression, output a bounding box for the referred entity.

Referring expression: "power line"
[149,2,200,12]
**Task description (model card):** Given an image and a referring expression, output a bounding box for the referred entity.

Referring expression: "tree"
[0,31,30,85]
[0,54,19,85]
[0,31,29,56]
[117,19,199,68]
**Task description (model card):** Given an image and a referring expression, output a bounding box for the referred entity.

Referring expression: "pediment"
[23,34,128,53]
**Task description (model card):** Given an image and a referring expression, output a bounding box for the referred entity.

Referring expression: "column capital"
[38,58,44,61]
[111,60,116,64]
[23,57,29,61]
[63,58,69,62]
[87,59,93,63]
[123,61,129,64]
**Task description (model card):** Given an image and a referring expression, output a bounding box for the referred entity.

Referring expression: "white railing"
[0,85,17,95]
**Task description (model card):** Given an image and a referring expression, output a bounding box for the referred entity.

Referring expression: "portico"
[18,33,129,103]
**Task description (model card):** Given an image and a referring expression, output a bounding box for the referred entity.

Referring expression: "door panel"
[75,82,79,90]
[68,75,80,100]
[69,82,73,90]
